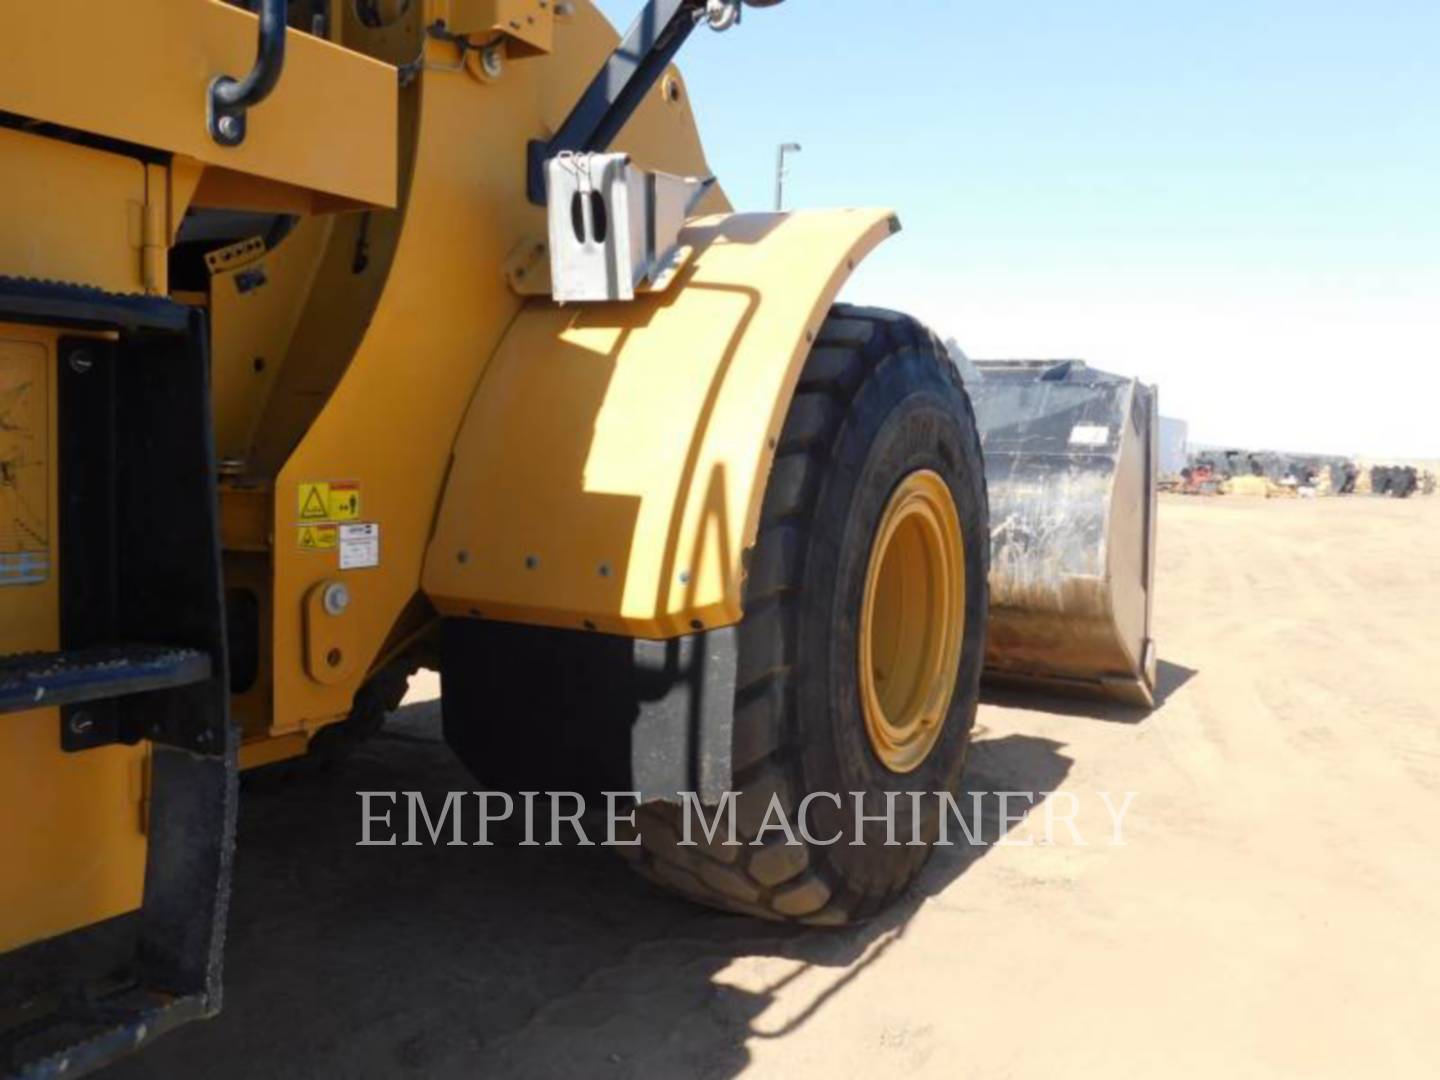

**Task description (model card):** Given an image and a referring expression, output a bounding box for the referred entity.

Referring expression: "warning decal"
[297,480,362,522]
[327,481,361,521]
[0,339,50,586]
[299,483,330,520]
[298,524,338,551]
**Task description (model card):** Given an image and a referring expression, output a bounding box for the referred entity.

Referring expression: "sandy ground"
[109,494,1440,1078]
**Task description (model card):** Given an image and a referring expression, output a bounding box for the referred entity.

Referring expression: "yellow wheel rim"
[859,470,966,774]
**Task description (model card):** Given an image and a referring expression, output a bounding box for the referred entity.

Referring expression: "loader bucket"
[967,360,1159,708]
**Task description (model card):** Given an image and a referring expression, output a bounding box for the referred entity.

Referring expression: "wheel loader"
[0,1,1155,1073]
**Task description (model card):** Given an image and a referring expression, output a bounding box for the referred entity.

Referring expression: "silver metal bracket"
[545,152,712,303]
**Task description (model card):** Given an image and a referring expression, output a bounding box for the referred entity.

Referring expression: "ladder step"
[0,645,212,715]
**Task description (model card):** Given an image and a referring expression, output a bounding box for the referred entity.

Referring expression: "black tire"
[624,305,989,925]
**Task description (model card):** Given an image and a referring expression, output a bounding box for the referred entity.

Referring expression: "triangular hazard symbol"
[301,487,328,519]
[301,528,316,548]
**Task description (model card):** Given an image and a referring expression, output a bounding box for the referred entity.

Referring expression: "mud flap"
[441,617,738,804]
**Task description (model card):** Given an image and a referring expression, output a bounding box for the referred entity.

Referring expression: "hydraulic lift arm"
[526,0,784,204]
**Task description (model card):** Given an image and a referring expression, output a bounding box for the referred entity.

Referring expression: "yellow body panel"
[0,326,148,952]
[210,222,336,461]
[448,0,556,53]
[0,0,397,210]
[236,731,309,770]
[0,128,151,295]
[261,3,727,733]
[423,209,899,638]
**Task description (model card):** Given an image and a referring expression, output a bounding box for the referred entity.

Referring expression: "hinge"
[142,163,168,295]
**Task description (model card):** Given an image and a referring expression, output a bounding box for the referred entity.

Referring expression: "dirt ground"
[109,494,1440,1078]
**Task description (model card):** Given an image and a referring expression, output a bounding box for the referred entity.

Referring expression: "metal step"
[0,645,212,716]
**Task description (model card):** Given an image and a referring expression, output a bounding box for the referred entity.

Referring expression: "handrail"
[208,0,289,146]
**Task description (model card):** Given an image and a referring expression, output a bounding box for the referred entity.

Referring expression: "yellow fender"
[423,208,900,639]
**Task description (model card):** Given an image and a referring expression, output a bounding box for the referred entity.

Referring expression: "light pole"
[775,142,802,211]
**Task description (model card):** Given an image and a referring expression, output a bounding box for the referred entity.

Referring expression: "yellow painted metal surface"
[447,0,555,53]
[220,483,271,553]
[0,326,148,952]
[262,1,728,733]
[0,127,150,295]
[423,209,900,638]
[0,1,396,210]
[237,731,309,771]
[303,580,361,685]
[209,221,336,462]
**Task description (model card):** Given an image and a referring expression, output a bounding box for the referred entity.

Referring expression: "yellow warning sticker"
[326,481,361,521]
[299,482,330,520]
[298,524,338,551]
[297,480,361,522]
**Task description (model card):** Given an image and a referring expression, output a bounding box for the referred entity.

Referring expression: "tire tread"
[630,304,986,923]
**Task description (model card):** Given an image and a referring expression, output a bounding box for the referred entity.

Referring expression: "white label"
[1069,424,1110,447]
[339,523,379,570]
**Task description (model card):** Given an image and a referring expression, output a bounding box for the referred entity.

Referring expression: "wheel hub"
[859,470,966,774]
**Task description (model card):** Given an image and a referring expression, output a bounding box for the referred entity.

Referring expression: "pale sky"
[597,0,1439,459]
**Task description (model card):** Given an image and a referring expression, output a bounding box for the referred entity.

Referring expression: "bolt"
[217,115,241,141]
[678,570,691,585]
[326,647,343,668]
[525,555,539,570]
[457,549,470,565]
[598,562,611,578]
[68,711,94,736]
[322,581,351,616]
[67,350,93,375]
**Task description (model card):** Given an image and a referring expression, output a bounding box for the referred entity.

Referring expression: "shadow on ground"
[106,706,1071,1080]
[980,659,1199,724]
